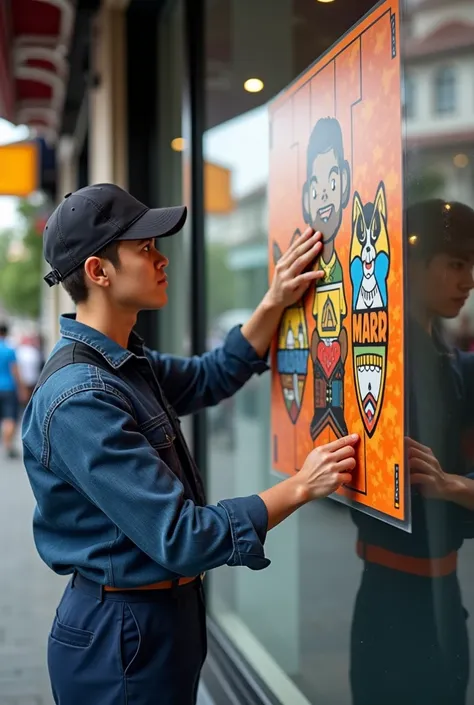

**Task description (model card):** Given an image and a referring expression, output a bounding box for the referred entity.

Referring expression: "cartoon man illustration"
[302,117,351,440]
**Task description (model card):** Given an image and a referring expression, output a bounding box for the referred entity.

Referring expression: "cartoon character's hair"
[306,117,345,177]
[406,199,474,262]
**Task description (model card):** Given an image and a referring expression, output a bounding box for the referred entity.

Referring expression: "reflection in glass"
[203,1,474,703]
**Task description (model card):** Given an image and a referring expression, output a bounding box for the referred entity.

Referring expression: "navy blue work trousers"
[47,573,207,705]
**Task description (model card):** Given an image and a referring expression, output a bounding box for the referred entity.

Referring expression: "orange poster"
[269,0,409,530]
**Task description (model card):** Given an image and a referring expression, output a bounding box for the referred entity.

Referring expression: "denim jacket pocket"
[140,414,176,450]
[50,615,94,648]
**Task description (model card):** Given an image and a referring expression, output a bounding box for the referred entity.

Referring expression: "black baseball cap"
[43,183,187,286]
[406,198,474,260]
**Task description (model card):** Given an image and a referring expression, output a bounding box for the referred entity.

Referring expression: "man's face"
[108,239,169,311]
[307,149,346,244]
[412,252,474,319]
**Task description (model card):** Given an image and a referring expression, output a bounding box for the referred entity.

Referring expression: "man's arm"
[32,387,269,576]
[151,228,324,415]
[147,326,269,416]
[32,387,358,580]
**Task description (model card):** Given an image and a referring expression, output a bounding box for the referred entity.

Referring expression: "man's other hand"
[265,228,325,309]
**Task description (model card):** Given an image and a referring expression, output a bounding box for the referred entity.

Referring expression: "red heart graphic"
[317,341,341,379]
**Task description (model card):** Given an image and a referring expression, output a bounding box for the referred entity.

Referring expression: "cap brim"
[118,205,187,240]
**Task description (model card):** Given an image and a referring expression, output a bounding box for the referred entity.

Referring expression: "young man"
[22,183,359,705]
[350,198,474,705]
[0,323,23,458]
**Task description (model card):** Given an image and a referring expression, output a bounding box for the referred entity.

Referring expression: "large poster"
[269,0,409,530]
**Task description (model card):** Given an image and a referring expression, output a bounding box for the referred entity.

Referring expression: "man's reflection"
[350,199,474,705]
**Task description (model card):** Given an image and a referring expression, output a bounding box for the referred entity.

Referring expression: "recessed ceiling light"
[453,153,469,169]
[317,0,336,3]
[171,137,186,152]
[244,78,264,93]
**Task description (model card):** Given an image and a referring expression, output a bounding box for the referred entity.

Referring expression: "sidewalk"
[0,447,213,705]
[0,448,66,705]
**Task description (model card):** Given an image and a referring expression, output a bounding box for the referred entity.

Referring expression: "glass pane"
[156,0,190,358]
[204,0,474,703]
[156,0,192,447]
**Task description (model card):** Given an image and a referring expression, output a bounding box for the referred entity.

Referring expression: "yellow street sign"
[0,141,38,197]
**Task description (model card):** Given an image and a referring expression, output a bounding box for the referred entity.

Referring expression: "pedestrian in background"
[16,334,43,404]
[0,323,23,458]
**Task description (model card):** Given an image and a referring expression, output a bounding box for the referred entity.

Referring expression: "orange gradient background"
[269,0,407,527]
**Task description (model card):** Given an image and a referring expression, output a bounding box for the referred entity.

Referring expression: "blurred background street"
[0,444,66,705]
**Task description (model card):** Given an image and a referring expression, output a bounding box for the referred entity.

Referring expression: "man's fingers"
[332,444,356,461]
[406,437,431,454]
[409,448,438,468]
[336,472,353,486]
[336,457,357,473]
[281,227,315,262]
[291,270,325,289]
[283,230,321,268]
[410,472,435,487]
[287,240,323,277]
[323,434,359,453]
[409,457,434,475]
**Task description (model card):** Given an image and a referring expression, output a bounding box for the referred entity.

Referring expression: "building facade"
[1,1,474,703]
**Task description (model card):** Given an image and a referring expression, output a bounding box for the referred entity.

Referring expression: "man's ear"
[374,181,387,222]
[302,182,311,225]
[84,256,109,287]
[341,159,351,209]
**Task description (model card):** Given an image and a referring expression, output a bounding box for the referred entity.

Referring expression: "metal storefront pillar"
[183,0,208,477]
[88,1,128,187]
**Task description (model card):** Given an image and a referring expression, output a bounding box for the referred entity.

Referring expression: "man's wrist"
[444,474,469,503]
[288,474,311,507]
[260,291,285,315]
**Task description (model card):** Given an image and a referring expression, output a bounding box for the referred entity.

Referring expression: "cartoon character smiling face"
[303,118,351,253]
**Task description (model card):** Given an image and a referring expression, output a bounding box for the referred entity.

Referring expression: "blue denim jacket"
[22,315,271,587]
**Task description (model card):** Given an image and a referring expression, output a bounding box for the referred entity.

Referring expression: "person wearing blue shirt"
[22,184,359,705]
[0,323,21,458]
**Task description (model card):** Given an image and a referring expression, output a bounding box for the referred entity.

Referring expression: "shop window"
[434,66,456,115]
[202,1,474,704]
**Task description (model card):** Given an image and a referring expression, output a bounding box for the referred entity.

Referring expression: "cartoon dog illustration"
[350,182,390,312]
[350,181,390,437]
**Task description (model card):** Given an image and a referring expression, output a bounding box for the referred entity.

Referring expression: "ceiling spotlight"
[171,137,186,152]
[317,0,336,3]
[244,78,264,93]
[453,153,469,169]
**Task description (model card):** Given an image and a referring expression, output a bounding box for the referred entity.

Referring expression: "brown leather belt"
[357,541,457,578]
[104,575,199,592]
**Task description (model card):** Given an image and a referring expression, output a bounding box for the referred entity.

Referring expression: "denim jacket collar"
[59,313,145,369]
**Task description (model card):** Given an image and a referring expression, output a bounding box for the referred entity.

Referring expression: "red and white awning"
[0,0,75,142]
